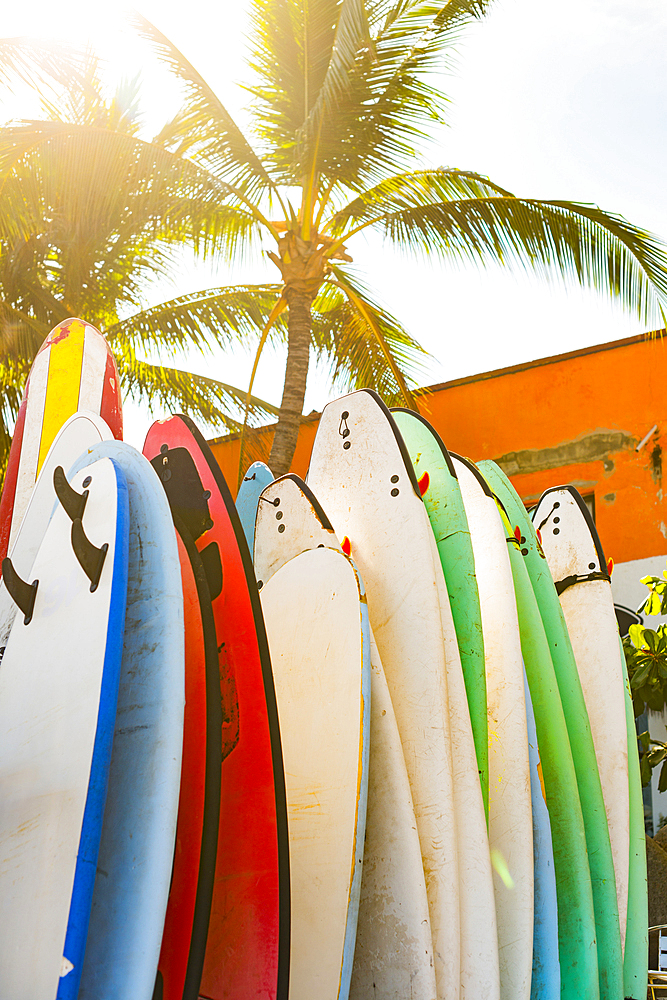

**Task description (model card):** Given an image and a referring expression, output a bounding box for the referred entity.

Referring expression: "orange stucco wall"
[209,332,667,564]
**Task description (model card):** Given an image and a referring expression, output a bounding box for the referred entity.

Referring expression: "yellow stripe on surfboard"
[37,320,86,474]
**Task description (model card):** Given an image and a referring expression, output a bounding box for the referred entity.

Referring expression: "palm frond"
[0,37,82,94]
[116,345,279,433]
[106,284,286,357]
[311,266,428,402]
[249,0,495,187]
[326,169,667,324]
[326,166,512,233]
[131,13,280,208]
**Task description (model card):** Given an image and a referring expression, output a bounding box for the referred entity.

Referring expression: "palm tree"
[0,54,281,473]
[5,1,667,477]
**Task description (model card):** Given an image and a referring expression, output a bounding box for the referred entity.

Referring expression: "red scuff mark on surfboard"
[514,525,521,543]
[536,528,542,546]
[341,536,351,556]
[48,325,72,347]
[418,471,429,496]
[607,557,614,576]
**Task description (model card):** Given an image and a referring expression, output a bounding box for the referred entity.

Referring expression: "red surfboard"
[153,526,221,1000]
[143,415,289,1000]
[0,318,122,563]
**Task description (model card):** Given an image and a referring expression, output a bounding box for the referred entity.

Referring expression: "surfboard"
[156,522,221,1000]
[143,415,289,1000]
[533,487,629,950]
[349,632,437,1000]
[261,546,369,1000]
[449,455,533,1000]
[478,461,602,999]
[236,460,273,550]
[253,472,435,1000]
[0,456,128,1000]
[391,408,488,817]
[65,441,184,1000]
[307,389,460,1000]
[0,318,122,563]
[523,671,560,1000]
[479,460,620,1000]
[390,412,497,999]
[254,473,340,583]
[0,411,112,651]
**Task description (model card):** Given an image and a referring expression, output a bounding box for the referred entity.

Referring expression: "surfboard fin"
[1,557,38,624]
[200,541,223,601]
[53,466,88,522]
[71,518,108,593]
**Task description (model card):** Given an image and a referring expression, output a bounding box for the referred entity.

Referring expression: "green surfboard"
[474,460,599,1000]
[478,460,624,1000]
[392,409,488,817]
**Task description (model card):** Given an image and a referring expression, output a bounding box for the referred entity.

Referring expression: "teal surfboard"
[523,669,560,1000]
[236,461,273,551]
[475,460,599,1000]
[392,409,488,817]
[479,460,623,1000]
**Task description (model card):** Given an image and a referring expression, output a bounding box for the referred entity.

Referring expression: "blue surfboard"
[524,669,560,1000]
[70,441,185,1000]
[236,461,273,550]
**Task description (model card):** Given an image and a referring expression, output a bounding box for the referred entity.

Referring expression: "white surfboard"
[0,457,128,1000]
[426,521,500,1000]
[70,442,185,1000]
[307,389,460,1000]
[451,455,533,1000]
[533,485,629,948]
[0,411,112,650]
[349,632,437,1000]
[261,546,369,1000]
[254,473,340,582]
[254,473,436,1000]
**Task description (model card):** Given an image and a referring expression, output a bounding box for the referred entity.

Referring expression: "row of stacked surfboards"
[0,317,647,1000]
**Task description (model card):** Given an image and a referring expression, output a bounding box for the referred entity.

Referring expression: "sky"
[4,0,667,444]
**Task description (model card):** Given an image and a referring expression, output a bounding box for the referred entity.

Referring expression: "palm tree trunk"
[269,291,312,476]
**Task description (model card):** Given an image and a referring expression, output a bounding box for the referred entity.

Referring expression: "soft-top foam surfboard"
[349,633,437,1000]
[392,416,497,1000]
[450,455,533,1000]
[236,460,273,550]
[66,442,184,1000]
[143,415,289,1000]
[476,461,600,1000]
[391,408,488,816]
[0,411,112,650]
[307,389,459,1000]
[0,318,122,563]
[253,473,435,1000]
[254,473,339,583]
[261,546,370,1000]
[533,487,629,947]
[0,456,128,1000]
[153,524,220,1000]
[523,671,560,1000]
[480,461,622,1000]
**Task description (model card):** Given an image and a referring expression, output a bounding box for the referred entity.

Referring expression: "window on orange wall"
[581,492,595,523]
